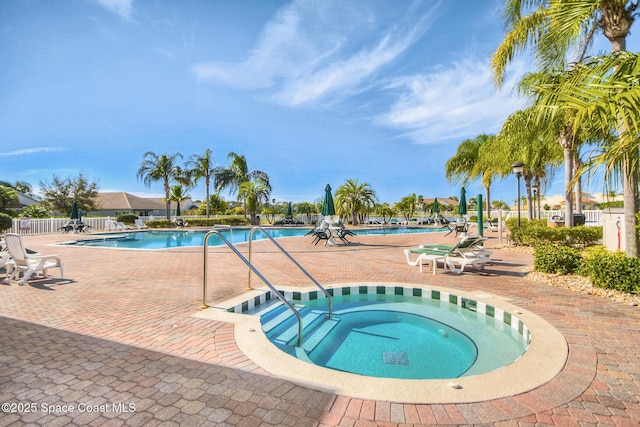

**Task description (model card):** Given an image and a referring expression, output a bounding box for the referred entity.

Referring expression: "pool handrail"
[211,224,232,243]
[248,226,333,320]
[202,229,303,346]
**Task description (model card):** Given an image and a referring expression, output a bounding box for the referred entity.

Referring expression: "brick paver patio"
[1,229,638,426]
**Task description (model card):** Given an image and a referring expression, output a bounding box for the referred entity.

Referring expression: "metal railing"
[248,226,333,319]
[201,229,304,346]
[211,224,233,243]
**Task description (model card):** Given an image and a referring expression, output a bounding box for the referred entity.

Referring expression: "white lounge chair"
[444,253,491,274]
[4,234,64,285]
[406,236,492,275]
[404,249,447,274]
[134,219,147,229]
[106,220,129,231]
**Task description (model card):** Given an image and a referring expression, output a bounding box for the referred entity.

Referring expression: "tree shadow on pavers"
[0,316,331,426]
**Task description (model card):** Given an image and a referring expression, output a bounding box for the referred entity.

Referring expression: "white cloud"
[92,0,134,22]
[378,59,528,144]
[0,147,63,156]
[192,0,436,106]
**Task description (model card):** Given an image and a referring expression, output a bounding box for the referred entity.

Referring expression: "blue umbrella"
[458,187,467,216]
[321,184,335,217]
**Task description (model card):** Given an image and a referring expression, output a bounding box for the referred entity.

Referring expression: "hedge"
[534,244,583,275]
[580,246,640,294]
[508,223,602,248]
[145,217,250,228]
[534,244,640,295]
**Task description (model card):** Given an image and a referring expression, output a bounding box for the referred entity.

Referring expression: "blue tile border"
[226,285,531,345]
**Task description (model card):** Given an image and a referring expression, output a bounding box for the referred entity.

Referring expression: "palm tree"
[214,152,271,217]
[186,148,216,217]
[445,134,500,218]
[137,152,184,220]
[335,179,377,225]
[492,0,639,255]
[168,184,190,217]
[0,184,19,212]
[498,108,563,220]
[377,203,395,224]
[238,179,270,225]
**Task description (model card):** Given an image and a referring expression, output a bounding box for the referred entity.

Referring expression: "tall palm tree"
[214,152,271,217]
[238,179,270,225]
[445,134,500,218]
[186,148,216,217]
[137,152,184,220]
[335,179,377,225]
[493,0,639,255]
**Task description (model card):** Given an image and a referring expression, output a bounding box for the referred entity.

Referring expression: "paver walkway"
[0,229,638,426]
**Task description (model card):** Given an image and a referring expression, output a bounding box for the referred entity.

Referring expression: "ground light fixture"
[512,162,524,226]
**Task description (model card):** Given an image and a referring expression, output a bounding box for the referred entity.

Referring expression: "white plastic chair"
[4,234,64,285]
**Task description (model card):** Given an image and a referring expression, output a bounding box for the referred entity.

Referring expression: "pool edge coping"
[192,282,568,405]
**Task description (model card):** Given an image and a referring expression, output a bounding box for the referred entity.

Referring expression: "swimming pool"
[63,226,441,249]
[194,283,567,403]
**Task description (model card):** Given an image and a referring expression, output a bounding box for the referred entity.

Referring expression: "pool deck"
[1,228,639,426]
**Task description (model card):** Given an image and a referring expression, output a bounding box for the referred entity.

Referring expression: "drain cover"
[383,352,409,365]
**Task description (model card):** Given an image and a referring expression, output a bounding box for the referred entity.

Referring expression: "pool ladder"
[201,226,333,347]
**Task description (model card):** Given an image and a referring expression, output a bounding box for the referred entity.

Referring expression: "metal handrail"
[201,230,304,346]
[248,226,333,320]
[211,224,232,243]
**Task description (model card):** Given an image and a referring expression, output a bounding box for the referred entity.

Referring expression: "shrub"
[0,212,12,233]
[145,220,171,228]
[117,214,138,226]
[20,205,51,218]
[581,246,640,294]
[562,226,602,248]
[534,244,583,275]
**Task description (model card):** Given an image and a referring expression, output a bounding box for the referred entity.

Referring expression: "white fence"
[5,210,603,235]
[7,217,112,235]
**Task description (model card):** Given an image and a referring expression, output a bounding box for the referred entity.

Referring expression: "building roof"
[422,197,458,206]
[96,192,166,211]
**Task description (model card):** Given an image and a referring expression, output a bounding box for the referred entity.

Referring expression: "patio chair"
[59,220,75,233]
[333,224,355,244]
[4,234,64,285]
[444,218,469,238]
[487,218,502,232]
[310,223,331,245]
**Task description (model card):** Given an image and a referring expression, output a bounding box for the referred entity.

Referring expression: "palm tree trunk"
[573,152,583,214]
[622,153,639,256]
[164,180,171,221]
[560,127,574,227]
[605,8,637,256]
[485,184,491,219]
[205,179,210,218]
[524,177,533,220]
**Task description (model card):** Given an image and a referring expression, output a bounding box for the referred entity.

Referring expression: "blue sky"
[2,0,636,206]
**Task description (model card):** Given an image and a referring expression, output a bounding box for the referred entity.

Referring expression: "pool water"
[260,293,528,380]
[65,226,440,249]
[310,310,477,378]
